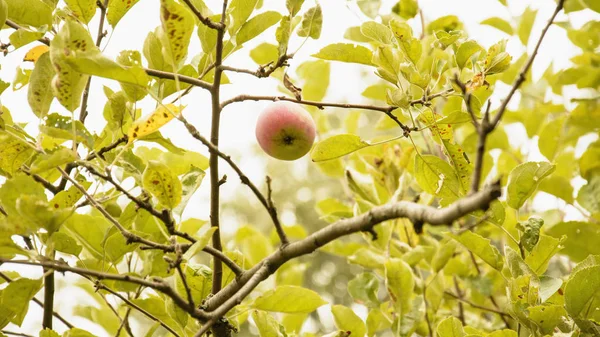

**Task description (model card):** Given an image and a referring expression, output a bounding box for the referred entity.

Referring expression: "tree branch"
[4,19,51,45]
[79,0,110,123]
[208,0,229,302]
[266,176,287,245]
[203,181,501,312]
[145,68,213,91]
[181,0,224,30]
[179,118,283,245]
[444,291,510,317]
[0,258,210,321]
[489,0,565,128]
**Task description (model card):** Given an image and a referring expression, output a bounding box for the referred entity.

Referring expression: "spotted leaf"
[159,0,195,66]
[142,160,182,209]
[128,104,182,142]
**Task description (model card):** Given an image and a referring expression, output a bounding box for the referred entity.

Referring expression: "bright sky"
[0,0,598,335]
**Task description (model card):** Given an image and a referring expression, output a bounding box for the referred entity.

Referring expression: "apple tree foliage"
[0,0,599,336]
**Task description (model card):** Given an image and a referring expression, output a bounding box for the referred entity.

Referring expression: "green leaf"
[286,0,304,17]
[529,304,568,335]
[159,0,195,65]
[250,42,278,65]
[414,155,461,203]
[389,20,421,65]
[116,50,149,101]
[49,19,93,112]
[516,217,543,252]
[252,310,286,337]
[480,17,513,35]
[344,26,370,43]
[64,0,96,24]
[131,297,185,337]
[357,0,380,19]
[506,161,555,209]
[312,43,375,66]
[384,258,414,312]
[182,227,217,261]
[173,166,206,217]
[0,278,42,326]
[4,0,52,27]
[546,221,600,262]
[539,175,574,204]
[517,7,537,46]
[252,285,327,313]
[0,0,6,29]
[331,305,366,337]
[360,21,393,45]
[456,40,483,69]
[27,52,55,118]
[539,276,563,303]
[372,45,402,84]
[366,308,392,336]
[49,232,83,256]
[392,0,418,20]
[579,143,600,180]
[142,160,182,209]
[62,329,97,337]
[0,132,34,177]
[29,148,76,174]
[441,140,472,194]
[275,15,292,57]
[40,113,94,149]
[577,171,600,216]
[12,66,31,91]
[67,50,150,88]
[39,329,60,337]
[9,27,46,49]
[227,0,259,35]
[63,214,111,260]
[565,259,600,333]
[483,39,512,75]
[143,29,167,71]
[449,231,504,270]
[297,4,322,39]
[524,234,563,275]
[347,272,380,307]
[431,238,458,272]
[107,0,141,27]
[436,316,464,337]
[311,134,371,162]
[176,263,212,304]
[236,11,282,45]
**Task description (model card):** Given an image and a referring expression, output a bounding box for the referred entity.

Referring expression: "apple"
[255,101,316,161]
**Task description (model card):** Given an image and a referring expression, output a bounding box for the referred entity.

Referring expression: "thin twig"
[145,68,213,91]
[176,264,195,309]
[181,0,224,29]
[266,176,288,245]
[444,291,510,317]
[4,19,50,45]
[1,331,34,337]
[489,0,565,128]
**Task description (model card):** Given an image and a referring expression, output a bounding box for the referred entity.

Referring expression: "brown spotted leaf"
[159,0,195,66]
[49,19,93,112]
[442,140,472,194]
[27,52,55,118]
[142,160,182,209]
[128,104,182,142]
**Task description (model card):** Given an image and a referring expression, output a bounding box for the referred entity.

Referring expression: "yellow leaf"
[23,45,49,63]
[128,104,182,142]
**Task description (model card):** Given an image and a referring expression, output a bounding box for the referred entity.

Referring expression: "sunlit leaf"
[506,161,555,209]
[312,43,375,66]
[252,286,327,313]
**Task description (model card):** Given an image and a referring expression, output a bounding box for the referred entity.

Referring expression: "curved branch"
[203,181,501,312]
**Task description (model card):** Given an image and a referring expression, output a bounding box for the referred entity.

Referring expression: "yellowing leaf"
[311,134,370,162]
[128,104,182,141]
[23,45,49,63]
[159,0,195,65]
[252,286,327,313]
[331,305,366,337]
[107,0,141,27]
[142,160,182,209]
[312,43,375,66]
[64,0,97,24]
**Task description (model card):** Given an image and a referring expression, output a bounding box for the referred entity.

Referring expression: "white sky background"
[0,0,598,335]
